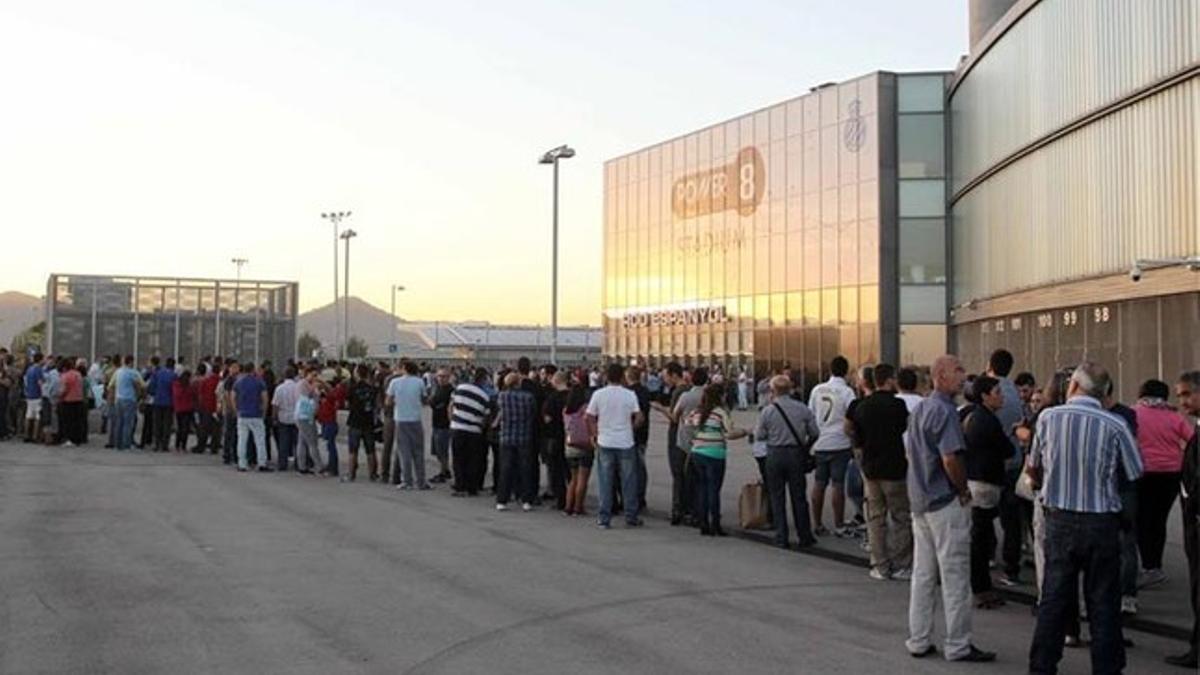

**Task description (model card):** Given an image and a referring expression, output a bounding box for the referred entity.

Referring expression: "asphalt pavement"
[0,418,1191,674]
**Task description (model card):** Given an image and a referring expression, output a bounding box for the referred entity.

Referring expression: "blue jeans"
[692,453,726,529]
[321,421,339,476]
[275,423,297,471]
[1030,510,1124,675]
[596,445,639,525]
[236,417,267,469]
[115,399,137,449]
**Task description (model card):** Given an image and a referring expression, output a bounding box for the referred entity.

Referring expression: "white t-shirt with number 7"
[808,376,856,452]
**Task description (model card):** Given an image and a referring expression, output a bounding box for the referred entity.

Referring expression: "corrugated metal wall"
[951,0,1199,194]
[952,77,1198,303]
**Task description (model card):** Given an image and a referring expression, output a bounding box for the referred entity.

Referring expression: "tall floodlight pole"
[391,284,406,360]
[231,258,248,358]
[339,228,358,360]
[539,144,575,365]
[322,211,351,359]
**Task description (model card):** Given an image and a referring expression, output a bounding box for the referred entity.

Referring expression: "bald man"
[904,355,994,663]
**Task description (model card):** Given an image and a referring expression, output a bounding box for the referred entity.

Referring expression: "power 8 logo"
[671,146,765,219]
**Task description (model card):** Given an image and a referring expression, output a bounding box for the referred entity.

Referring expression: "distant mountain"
[0,291,42,349]
[297,296,403,350]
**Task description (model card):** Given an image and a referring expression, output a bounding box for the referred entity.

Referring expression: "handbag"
[1015,470,1038,501]
[738,482,771,530]
[968,480,1003,509]
[773,402,816,474]
[564,408,593,452]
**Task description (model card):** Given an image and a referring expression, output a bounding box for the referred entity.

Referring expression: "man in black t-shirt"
[516,357,545,503]
[847,363,912,580]
[625,365,652,512]
[428,368,454,483]
[541,369,569,511]
[651,362,690,525]
[345,364,379,481]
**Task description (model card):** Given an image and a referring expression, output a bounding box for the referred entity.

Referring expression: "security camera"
[1129,264,1143,282]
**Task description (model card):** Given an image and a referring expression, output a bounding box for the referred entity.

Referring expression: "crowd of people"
[0,345,1196,671]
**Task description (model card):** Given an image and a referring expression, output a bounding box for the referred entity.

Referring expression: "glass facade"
[603,72,950,385]
[896,74,950,363]
[46,274,298,366]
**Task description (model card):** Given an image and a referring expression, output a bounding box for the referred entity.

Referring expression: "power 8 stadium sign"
[671,147,765,219]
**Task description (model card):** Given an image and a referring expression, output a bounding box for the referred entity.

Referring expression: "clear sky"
[0,1,967,326]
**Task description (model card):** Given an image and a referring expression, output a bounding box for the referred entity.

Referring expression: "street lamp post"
[391,284,406,360]
[339,228,357,361]
[230,257,248,358]
[322,211,351,359]
[539,144,575,365]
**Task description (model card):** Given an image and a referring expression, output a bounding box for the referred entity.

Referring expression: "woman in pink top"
[1134,379,1196,583]
[172,371,197,453]
[59,361,87,446]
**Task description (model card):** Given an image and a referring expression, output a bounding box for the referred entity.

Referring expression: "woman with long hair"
[686,382,748,536]
[562,382,593,516]
[172,370,196,452]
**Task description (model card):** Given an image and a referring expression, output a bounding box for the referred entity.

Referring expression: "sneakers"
[521,502,534,512]
[495,503,509,512]
[1121,595,1138,615]
[891,567,912,581]
[1138,568,1167,589]
[813,525,831,536]
[597,522,611,530]
[869,567,890,581]
[832,526,855,538]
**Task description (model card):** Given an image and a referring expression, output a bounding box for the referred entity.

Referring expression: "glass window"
[899,324,947,365]
[899,218,947,283]
[898,114,945,178]
[899,179,945,218]
[897,75,945,113]
[900,285,947,323]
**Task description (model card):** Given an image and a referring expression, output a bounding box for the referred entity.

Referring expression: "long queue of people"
[1,345,1196,672]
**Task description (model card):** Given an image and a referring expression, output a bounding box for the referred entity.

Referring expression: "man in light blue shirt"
[112,355,143,450]
[386,361,429,489]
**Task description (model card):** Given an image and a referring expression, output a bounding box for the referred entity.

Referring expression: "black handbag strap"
[772,402,807,448]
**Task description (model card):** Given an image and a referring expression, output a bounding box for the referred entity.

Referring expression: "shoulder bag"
[773,402,816,474]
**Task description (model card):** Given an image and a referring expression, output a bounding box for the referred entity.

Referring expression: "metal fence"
[46,274,298,366]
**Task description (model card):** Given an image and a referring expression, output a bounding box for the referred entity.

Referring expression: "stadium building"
[602,0,1199,396]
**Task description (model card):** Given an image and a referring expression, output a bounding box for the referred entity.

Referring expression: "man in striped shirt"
[449,367,492,497]
[1027,362,1143,675]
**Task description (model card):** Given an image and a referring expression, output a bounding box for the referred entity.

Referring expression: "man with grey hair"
[905,355,993,663]
[755,375,820,549]
[1027,362,1142,675]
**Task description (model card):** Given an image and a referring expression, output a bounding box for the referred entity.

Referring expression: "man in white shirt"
[807,356,857,536]
[271,366,300,471]
[586,363,645,529]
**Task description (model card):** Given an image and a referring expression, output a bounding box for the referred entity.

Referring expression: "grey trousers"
[296,419,322,472]
[393,421,426,487]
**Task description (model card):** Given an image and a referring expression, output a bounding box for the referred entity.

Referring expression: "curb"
[732,526,1191,644]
